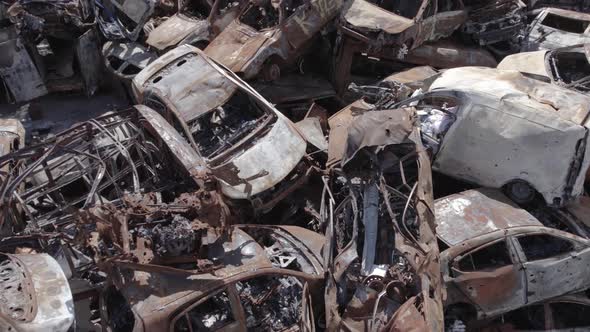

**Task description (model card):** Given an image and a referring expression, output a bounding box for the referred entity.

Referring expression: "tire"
[505,181,536,204]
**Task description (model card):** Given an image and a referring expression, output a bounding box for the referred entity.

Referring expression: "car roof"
[429,67,590,126]
[434,188,543,246]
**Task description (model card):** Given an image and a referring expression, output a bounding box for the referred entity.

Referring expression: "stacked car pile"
[1,0,590,331]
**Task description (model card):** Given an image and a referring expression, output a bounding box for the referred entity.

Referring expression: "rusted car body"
[133,45,311,212]
[95,0,155,41]
[339,0,467,56]
[0,110,198,233]
[102,0,246,81]
[323,107,443,330]
[95,222,325,331]
[437,188,590,322]
[146,0,244,51]
[462,0,526,47]
[498,44,590,93]
[0,253,75,332]
[523,8,590,51]
[401,67,590,206]
[204,0,343,81]
[3,0,101,99]
[478,294,590,331]
[333,1,468,92]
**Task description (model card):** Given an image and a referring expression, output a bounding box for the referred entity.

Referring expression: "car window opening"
[236,275,303,330]
[174,290,235,331]
[190,89,271,159]
[518,234,574,261]
[549,50,590,91]
[542,13,589,34]
[457,240,511,272]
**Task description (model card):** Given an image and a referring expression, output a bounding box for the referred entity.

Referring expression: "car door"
[0,32,47,102]
[448,238,527,317]
[75,29,102,96]
[513,233,590,303]
[171,287,246,332]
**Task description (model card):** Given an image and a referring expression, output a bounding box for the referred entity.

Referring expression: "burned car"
[333,0,468,92]
[338,0,467,57]
[91,214,325,332]
[0,253,75,332]
[145,0,244,52]
[204,0,343,81]
[322,107,443,330]
[437,188,590,324]
[461,0,526,50]
[523,8,590,51]
[2,0,101,100]
[95,0,157,41]
[0,25,47,102]
[397,67,590,206]
[102,0,246,81]
[0,109,204,233]
[498,43,590,93]
[133,45,313,213]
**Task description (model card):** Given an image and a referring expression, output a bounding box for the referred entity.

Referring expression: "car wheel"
[261,62,281,82]
[506,181,535,204]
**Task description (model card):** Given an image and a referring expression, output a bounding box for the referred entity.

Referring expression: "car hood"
[214,113,307,198]
[342,0,413,34]
[146,13,209,51]
[204,21,271,73]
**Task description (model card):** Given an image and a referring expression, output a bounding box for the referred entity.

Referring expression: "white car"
[132,45,312,212]
[397,67,590,206]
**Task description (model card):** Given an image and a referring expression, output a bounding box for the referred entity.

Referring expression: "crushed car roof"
[133,45,238,123]
[429,66,590,126]
[434,188,543,246]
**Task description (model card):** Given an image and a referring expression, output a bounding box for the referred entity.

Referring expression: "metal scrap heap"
[1,0,590,331]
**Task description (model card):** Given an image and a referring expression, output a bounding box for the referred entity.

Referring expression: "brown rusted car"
[437,188,590,324]
[323,107,444,331]
[204,0,343,81]
[334,0,467,91]
[102,0,247,81]
[132,45,314,213]
[99,225,325,331]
